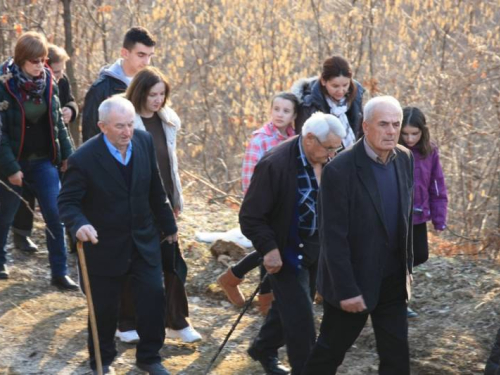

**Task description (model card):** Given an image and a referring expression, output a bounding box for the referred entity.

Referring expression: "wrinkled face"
[270,97,296,130]
[321,75,350,102]
[121,43,155,76]
[50,61,66,81]
[363,103,402,155]
[303,132,343,165]
[21,56,47,78]
[98,108,135,152]
[400,125,422,148]
[144,82,166,115]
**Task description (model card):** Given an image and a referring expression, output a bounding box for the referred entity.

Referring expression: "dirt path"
[0,194,498,374]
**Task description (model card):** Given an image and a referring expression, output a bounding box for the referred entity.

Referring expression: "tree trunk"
[60,0,81,146]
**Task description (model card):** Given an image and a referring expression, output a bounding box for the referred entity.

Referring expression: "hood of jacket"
[98,59,129,86]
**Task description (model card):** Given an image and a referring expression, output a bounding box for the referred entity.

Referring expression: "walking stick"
[203,274,269,375]
[77,241,103,375]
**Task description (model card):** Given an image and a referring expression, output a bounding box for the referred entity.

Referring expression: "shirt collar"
[363,137,396,165]
[267,122,295,140]
[103,134,133,165]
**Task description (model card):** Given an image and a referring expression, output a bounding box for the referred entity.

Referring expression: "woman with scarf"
[291,55,364,148]
[0,31,76,289]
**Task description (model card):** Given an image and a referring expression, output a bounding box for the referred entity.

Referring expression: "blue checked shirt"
[296,136,319,237]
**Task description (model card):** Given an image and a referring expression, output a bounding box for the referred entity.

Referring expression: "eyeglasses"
[313,135,344,154]
[28,58,49,65]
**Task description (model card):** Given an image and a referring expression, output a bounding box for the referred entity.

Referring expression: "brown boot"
[217,268,245,307]
[258,292,274,316]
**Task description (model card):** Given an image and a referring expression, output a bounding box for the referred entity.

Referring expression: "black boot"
[51,275,79,291]
[13,233,38,253]
[0,264,9,279]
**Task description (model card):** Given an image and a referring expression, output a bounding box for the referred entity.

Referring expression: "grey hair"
[98,95,135,123]
[363,95,402,122]
[301,112,346,142]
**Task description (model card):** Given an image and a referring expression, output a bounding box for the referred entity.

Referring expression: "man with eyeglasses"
[303,96,414,374]
[240,112,345,375]
[82,26,155,142]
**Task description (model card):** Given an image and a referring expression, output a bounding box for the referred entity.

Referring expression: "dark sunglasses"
[28,57,49,65]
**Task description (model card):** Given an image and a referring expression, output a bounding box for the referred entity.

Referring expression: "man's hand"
[60,160,68,173]
[61,107,72,124]
[8,171,23,187]
[76,225,99,244]
[165,232,178,244]
[340,295,367,313]
[173,207,180,219]
[263,249,282,274]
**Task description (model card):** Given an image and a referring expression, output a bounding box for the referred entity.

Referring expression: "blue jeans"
[0,158,68,276]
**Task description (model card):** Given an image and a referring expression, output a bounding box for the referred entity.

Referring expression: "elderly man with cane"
[239,112,345,375]
[58,96,176,375]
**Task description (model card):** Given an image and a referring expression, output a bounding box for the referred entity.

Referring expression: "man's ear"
[97,121,106,133]
[362,121,369,135]
[120,47,129,59]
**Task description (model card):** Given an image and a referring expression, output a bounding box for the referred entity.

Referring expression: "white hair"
[98,95,135,123]
[301,112,346,142]
[363,96,402,122]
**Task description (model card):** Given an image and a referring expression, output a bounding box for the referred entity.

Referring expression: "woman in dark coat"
[11,43,79,254]
[291,55,364,146]
[0,31,76,289]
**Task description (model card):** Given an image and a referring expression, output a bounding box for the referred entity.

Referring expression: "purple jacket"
[411,145,448,229]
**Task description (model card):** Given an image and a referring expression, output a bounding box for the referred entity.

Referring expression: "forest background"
[0,0,499,251]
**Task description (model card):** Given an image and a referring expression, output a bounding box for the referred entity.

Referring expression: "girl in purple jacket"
[400,107,448,316]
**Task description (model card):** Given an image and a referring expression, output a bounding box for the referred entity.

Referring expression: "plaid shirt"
[241,122,295,193]
[296,136,319,237]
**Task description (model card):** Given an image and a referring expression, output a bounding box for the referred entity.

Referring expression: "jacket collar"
[354,139,410,239]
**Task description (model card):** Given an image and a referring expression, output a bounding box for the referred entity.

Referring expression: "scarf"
[8,59,46,104]
[325,96,356,148]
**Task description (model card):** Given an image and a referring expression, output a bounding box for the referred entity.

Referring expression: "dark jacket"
[0,59,74,178]
[58,130,177,276]
[239,136,301,258]
[292,77,364,137]
[317,139,414,312]
[81,60,128,142]
[57,73,78,123]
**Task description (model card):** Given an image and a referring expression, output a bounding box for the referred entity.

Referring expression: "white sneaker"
[165,326,202,343]
[115,329,140,344]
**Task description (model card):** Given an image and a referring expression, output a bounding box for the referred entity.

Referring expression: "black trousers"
[248,239,318,375]
[485,327,500,375]
[413,222,429,267]
[12,183,36,236]
[119,241,190,331]
[231,250,272,294]
[302,274,409,375]
[84,249,165,370]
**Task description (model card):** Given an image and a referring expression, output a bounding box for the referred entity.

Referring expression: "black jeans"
[84,250,165,369]
[248,238,318,375]
[231,250,272,294]
[302,274,409,375]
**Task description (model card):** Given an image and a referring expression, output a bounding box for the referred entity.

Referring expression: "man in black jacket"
[240,112,346,375]
[58,96,176,375]
[485,328,500,374]
[11,44,79,254]
[81,26,155,142]
[302,96,414,375]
